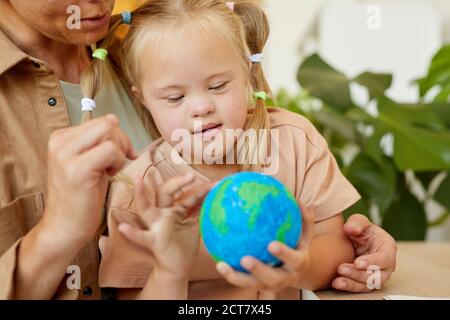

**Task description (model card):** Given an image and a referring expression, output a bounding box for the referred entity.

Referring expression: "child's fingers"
[267,241,310,275]
[216,262,263,289]
[176,182,213,212]
[157,173,196,207]
[240,256,290,291]
[118,223,154,249]
[111,209,148,230]
[135,177,151,213]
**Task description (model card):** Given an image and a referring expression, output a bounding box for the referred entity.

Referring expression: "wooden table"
[312,242,450,300]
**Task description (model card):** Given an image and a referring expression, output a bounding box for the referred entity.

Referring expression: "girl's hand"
[115,173,213,280]
[216,206,315,293]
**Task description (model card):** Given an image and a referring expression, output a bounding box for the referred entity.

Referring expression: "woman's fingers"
[354,249,396,271]
[331,277,374,293]
[62,115,137,160]
[337,263,393,285]
[343,214,372,238]
[75,140,127,178]
[65,116,117,154]
[157,173,196,207]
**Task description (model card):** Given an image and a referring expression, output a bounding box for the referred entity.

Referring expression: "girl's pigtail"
[80,13,130,124]
[80,13,136,191]
[234,1,272,172]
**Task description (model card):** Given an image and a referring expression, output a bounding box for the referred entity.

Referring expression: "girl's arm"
[111,175,213,300]
[294,214,355,291]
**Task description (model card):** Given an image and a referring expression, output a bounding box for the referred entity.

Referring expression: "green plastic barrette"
[252,91,268,101]
[92,48,108,61]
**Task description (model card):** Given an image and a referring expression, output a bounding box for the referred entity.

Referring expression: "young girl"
[87,0,361,300]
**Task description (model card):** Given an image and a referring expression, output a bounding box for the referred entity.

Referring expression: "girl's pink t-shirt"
[98,107,361,298]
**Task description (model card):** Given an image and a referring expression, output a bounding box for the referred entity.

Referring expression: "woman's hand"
[216,206,316,293]
[332,214,397,292]
[116,173,213,280]
[43,114,137,249]
[14,114,137,299]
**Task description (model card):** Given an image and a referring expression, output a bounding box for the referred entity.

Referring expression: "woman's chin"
[65,27,110,46]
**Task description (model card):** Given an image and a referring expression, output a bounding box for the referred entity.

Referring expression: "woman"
[0,0,396,300]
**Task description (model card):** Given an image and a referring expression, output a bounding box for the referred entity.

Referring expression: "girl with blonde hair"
[84,0,361,299]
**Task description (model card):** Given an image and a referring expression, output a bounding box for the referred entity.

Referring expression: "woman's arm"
[116,271,189,300]
[13,115,137,299]
[13,217,89,299]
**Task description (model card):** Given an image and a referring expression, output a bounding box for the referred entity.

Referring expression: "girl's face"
[136,26,250,162]
[8,0,114,45]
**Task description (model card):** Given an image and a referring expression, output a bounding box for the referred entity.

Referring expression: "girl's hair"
[81,0,272,172]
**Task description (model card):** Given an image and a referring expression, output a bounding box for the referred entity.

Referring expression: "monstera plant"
[270,44,450,241]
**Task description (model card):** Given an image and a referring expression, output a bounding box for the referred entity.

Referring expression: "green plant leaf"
[435,174,450,210]
[364,123,389,167]
[382,178,427,240]
[274,89,314,116]
[330,147,344,168]
[416,44,450,99]
[346,153,396,213]
[353,72,393,99]
[434,82,450,103]
[297,54,352,112]
[377,97,450,171]
[313,106,358,143]
[345,107,376,123]
[432,102,450,129]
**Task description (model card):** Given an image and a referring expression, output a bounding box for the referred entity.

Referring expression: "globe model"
[200,172,302,272]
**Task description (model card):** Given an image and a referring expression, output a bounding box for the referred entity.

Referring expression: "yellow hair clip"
[92,48,108,61]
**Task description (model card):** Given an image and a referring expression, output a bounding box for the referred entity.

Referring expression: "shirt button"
[32,61,41,68]
[48,97,57,107]
[83,286,93,297]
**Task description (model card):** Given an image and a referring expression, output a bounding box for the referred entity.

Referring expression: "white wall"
[262,0,450,94]
[261,0,450,241]
[319,2,442,102]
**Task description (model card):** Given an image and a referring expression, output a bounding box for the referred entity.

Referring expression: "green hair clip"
[252,91,268,101]
[92,48,108,61]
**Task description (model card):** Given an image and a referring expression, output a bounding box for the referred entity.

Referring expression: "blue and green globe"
[200,172,302,272]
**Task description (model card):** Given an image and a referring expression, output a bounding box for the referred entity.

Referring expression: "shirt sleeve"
[293,120,361,222]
